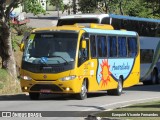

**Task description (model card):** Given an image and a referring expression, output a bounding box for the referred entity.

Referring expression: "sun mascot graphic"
[100,59,111,88]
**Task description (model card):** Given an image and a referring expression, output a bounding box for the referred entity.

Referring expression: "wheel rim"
[118,81,122,93]
[81,83,87,97]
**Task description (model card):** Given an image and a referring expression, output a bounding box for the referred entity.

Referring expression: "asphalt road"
[0,84,160,120]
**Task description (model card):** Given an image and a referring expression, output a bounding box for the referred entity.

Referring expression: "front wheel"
[29,92,40,100]
[107,78,123,96]
[76,80,87,100]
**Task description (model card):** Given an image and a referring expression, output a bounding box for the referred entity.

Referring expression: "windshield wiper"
[49,55,69,64]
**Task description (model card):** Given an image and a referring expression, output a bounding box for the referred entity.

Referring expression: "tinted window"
[101,17,110,24]
[90,35,96,58]
[23,32,78,64]
[128,37,137,57]
[140,49,154,63]
[97,36,107,57]
[118,37,127,57]
[57,18,99,26]
[108,36,117,57]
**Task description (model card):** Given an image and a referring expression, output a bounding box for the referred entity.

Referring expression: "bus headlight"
[60,75,76,81]
[20,75,32,80]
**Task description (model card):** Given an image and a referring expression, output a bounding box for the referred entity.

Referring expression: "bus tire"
[143,81,150,85]
[107,78,123,96]
[151,70,157,85]
[29,92,40,100]
[76,80,87,100]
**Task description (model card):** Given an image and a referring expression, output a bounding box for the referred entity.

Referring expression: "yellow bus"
[20,23,140,100]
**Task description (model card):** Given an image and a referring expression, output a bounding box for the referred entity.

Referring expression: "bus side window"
[97,36,107,57]
[108,36,117,57]
[78,38,89,66]
[128,37,137,57]
[90,35,96,58]
[101,17,110,24]
[118,37,127,57]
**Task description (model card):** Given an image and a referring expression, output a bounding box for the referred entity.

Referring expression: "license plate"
[40,89,51,93]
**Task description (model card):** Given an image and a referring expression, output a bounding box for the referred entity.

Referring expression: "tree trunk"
[72,0,77,14]
[1,21,17,78]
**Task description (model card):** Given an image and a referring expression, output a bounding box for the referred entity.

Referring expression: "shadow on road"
[0,92,108,101]
[28,17,59,20]
[0,85,159,101]
[0,94,29,101]
[125,84,160,92]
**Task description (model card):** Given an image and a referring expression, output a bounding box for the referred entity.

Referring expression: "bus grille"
[22,61,74,73]
[30,84,62,92]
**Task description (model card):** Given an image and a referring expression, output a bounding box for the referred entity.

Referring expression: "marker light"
[24,87,28,90]
[66,88,70,91]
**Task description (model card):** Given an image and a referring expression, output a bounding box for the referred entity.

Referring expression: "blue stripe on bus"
[83,28,137,36]
[109,14,160,23]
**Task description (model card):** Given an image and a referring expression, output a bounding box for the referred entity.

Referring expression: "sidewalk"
[26,11,68,28]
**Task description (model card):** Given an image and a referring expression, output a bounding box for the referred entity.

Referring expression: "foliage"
[48,0,64,11]
[78,0,98,13]
[0,0,46,78]
[78,0,160,19]
[12,24,32,36]
[24,0,46,15]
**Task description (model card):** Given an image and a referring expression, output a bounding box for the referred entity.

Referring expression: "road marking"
[82,96,160,111]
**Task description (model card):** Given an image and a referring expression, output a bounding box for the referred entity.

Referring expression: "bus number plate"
[40,89,51,93]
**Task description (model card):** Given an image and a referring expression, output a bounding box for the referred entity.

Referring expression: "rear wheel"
[107,78,123,96]
[29,92,40,100]
[76,80,87,100]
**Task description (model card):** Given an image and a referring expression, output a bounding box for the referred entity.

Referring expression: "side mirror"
[82,40,86,49]
[20,32,30,52]
[20,43,25,52]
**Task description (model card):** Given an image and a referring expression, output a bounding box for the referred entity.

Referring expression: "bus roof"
[32,23,113,32]
[32,23,137,36]
[59,14,160,23]
[110,14,160,23]
[83,28,137,36]
[32,25,82,32]
[59,14,109,20]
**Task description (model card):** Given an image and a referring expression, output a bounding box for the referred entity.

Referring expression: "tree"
[24,0,46,15]
[78,0,160,19]
[78,0,98,13]
[48,0,64,17]
[143,0,160,18]
[0,0,45,80]
[0,0,20,78]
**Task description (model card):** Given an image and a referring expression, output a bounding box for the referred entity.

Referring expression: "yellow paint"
[20,23,140,95]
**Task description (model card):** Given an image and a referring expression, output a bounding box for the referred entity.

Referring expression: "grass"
[0,32,23,95]
[0,69,21,95]
[95,100,160,120]
[0,24,32,95]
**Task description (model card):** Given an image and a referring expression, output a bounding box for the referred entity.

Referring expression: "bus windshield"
[23,32,78,65]
[57,18,99,26]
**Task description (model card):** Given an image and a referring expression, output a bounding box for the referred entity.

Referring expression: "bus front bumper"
[20,78,81,94]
